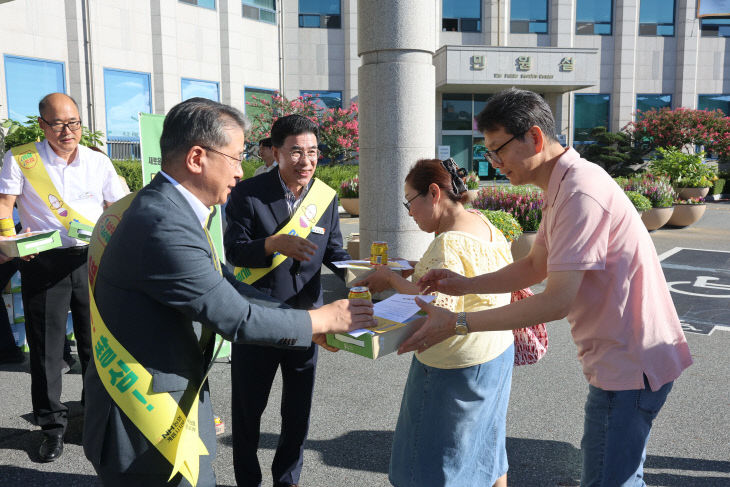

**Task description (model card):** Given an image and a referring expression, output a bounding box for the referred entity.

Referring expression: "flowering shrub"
[649,147,718,188]
[624,191,652,212]
[246,93,358,163]
[465,172,480,190]
[625,107,730,161]
[473,185,544,232]
[674,197,706,205]
[339,176,359,198]
[618,173,676,208]
[479,209,522,242]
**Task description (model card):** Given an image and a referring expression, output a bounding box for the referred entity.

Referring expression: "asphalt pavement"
[1,202,729,486]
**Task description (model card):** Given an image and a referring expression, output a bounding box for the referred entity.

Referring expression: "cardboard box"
[326,316,419,359]
[12,293,23,323]
[68,220,94,242]
[2,293,12,323]
[0,230,62,257]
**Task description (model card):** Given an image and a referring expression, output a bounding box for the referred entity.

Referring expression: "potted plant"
[648,147,718,199]
[621,173,676,231]
[624,190,652,214]
[478,209,522,243]
[339,176,359,216]
[465,172,480,202]
[667,197,707,227]
[472,185,543,260]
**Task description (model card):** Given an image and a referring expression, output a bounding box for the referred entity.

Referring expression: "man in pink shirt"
[403,88,692,486]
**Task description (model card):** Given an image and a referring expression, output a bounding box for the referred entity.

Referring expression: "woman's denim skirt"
[389,343,514,487]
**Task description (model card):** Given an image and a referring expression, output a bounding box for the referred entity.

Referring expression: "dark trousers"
[232,341,318,487]
[0,260,19,353]
[20,247,91,434]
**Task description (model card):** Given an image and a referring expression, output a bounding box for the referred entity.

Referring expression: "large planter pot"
[641,206,674,231]
[666,204,706,227]
[511,231,537,261]
[675,187,709,200]
[340,198,359,216]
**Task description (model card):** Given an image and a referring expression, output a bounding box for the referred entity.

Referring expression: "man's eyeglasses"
[201,146,244,167]
[403,192,424,211]
[288,148,319,163]
[484,133,524,164]
[40,117,82,133]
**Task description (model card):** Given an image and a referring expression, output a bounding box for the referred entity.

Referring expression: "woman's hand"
[416,268,470,296]
[398,298,457,354]
[353,266,394,293]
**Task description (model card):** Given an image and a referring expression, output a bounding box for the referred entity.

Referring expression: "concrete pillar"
[612,0,639,130]
[358,0,436,261]
[150,0,179,114]
[218,0,245,113]
[550,0,575,48]
[343,0,359,105]
[674,0,699,109]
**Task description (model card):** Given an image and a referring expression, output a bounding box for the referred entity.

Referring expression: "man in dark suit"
[82,99,373,487]
[224,114,349,487]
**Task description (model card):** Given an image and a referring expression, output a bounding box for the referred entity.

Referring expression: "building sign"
[559,57,574,72]
[516,56,531,71]
[471,55,486,71]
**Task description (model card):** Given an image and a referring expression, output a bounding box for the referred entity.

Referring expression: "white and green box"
[326,316,419,359]
[0,230,62,257]
[12,293,23,323]
[68,220,94,242]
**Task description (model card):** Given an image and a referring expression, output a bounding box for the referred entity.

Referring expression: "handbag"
[511,287,548,366]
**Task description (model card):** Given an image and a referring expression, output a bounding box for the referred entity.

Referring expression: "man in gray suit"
[82,98,374,486]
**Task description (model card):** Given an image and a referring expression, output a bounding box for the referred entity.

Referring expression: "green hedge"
[314,164,359,195]
[713,171,729,195]
[112,159,143,192]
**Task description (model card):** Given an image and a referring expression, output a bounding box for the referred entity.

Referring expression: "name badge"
[312,226,325,235]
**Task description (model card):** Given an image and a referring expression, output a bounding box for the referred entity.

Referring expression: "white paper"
[373,293,435,324]
[332,259,413,271]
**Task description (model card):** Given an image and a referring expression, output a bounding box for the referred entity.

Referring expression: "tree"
[577,127,650,176]
[246,93,359,163]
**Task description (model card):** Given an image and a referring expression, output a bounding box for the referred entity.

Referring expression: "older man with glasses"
[0,92,126,462]
[224,114,352,487]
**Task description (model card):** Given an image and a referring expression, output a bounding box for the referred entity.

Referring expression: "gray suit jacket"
[83,174,312,478]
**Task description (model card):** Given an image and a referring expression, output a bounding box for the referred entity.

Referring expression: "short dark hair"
[38,93,80,118]
[405,159,469,205]
[476,88,557,143]
[259,137,272,148]
[270,115,319,148]
[159,97,249,169]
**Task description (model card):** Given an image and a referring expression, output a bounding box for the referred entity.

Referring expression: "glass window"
[3,55,65,122]
[244,86,276,122]
[442,0,481,32]
[639,0,674,36]
[636,94,671,113]
[442,94,473,131]
[698,94,730,115]
[299,0,341,28]
[103,68,151,140]
[181,78,219,102]
[510,0,548,34]
[300,90,342,110]
[179,0,216,9]
[576,0,612,35]
[701,17,730,37]
[574,94,610,144]
[243,0,276,23]
[442,135,472,172]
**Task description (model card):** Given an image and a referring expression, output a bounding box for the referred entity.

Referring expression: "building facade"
[1,0,728,175]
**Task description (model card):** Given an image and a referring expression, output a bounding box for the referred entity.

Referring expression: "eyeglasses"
[403,192,424,211]
[40,117,82,133]
[288,148,319,163]
[484,133,524,164]
[201,146,244,167]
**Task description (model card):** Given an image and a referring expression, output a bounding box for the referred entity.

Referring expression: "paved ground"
[1,203,729,486]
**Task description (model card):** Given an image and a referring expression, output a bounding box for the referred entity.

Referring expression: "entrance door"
[473,136,506,180]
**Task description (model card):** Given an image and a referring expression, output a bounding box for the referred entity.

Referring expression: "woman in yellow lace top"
[355,159,514,487]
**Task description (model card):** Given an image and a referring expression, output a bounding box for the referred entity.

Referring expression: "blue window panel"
[180,0,216,9]
[300,90,342,110]
[576,0,612,35]
[181,78,219,102]
[636,94,671,114]
[639,0,675,36]
[698,94,730,115]
[701,17,730,36]
[299,0,339,15]
[511,0,548,33]
[4,55,65,122]
[243,0,277,24]
[442,0,479,19]
[573,94,610,143]
[103,68,152,140]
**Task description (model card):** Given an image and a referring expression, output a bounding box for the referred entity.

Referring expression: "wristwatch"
[454,311,469,336]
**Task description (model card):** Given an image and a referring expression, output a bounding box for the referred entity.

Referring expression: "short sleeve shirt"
[0,140,127,247]
[535,148,692,391]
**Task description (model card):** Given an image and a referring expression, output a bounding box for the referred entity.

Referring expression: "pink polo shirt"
[535,148,692,391]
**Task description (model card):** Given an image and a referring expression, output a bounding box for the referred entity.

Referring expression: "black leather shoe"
[39,433,64,462]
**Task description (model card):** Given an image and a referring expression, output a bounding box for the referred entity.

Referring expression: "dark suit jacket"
[224,169,349,310]
[83,174,312,476]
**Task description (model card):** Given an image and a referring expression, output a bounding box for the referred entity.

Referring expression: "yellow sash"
[234,178,336,284]
[88,193,223,486]
[10,142,94,229]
